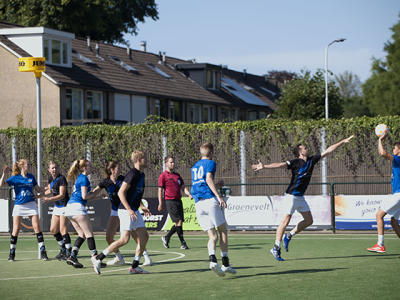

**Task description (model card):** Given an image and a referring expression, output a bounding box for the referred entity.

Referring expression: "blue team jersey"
[68,174,91,206]
[191,159,217,203]
[391,155,400,194]
[98,175,124,211]
[6,173,38,205]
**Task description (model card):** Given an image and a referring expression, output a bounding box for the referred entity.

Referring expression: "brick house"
[0,22,279,128]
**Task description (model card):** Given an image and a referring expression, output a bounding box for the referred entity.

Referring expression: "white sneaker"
[129,266,149,274]
[221,265,237,274]
[91,256,101,275]
[142,257,153,266]
[107,256,125,265]
[210,262,225,277]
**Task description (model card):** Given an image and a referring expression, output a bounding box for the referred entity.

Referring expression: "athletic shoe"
[100,261,107,268]
[107,256,125,265]
[8,249,15,262]
[367,244,386,253]
[55,248,67,261]
[65,248,71,258]
[210,262,225,277]
[92,256,101,275]
[283,234,291,252]
[180,241,189,249]
[129,266,149,274]
[221,265,237,274]
[161,236,170,249]
[270,248,284,261]
[66,256,83,268]
[143,257,153,266]
[41,250,49,261]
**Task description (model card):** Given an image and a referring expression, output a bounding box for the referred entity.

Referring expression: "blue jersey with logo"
[98,175,124,211]
[68,174,91,206]
[191,159,217,203]
[6,173,38,205]
[391,155,400,194]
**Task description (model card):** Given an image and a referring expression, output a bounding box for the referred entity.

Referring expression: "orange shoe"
[367,244,385,253]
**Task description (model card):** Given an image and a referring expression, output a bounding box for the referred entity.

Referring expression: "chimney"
[87,36,91,49]
[95,43,100,57]
[141,41,147,52]
[158,51,162,64]
[162,52,166,64]
[127,45,131,60]
[192,58,196,63]
[243,69,247,79]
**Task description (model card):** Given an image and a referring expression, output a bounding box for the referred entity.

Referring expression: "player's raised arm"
[378,133,393,161]
[252,160,287,172]
[321,135,354,159]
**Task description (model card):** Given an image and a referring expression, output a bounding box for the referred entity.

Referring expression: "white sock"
[102,249,110,256]
[275,240,281,249]
[134,255,141,262]
[143,250,149,257]
[115,251,122,259]
[221,251,228,257]
[38,242,44,248]
[65,243,71,249]
[378,235,384,246]
[208,249,216,256]
[58,240,64,247]
[289,230,296,237]
[208,240,215,256]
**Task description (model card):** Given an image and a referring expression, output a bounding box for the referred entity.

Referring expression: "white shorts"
[53,206,66,216]
[118,209,145,231]
[64,202,88,217]
[110,209,118,217]
[195,197,226,231]
[381,192,400,219]
[12,201,38,217]
[282,194,311,215]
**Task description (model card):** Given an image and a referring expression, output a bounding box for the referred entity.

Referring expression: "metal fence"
[1,181,391,234]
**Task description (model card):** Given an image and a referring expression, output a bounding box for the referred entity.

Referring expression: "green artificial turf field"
[0,233,398,300]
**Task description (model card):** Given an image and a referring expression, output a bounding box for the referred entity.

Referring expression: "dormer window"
[44,38,70,66]
[72,49,96,65]
[206,70,221,90]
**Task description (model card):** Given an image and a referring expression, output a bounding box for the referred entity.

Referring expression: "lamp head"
[336,38,346,42]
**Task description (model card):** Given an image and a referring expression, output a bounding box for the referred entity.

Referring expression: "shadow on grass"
[224,267,348,279]
[287,253,399,261]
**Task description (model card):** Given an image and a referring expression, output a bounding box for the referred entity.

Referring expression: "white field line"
[0,250,185,281]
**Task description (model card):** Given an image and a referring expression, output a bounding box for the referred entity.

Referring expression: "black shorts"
[165,199,184,223]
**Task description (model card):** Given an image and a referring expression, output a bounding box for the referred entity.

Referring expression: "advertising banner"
[335,195,399,230]
[225,196,331,230]
[11,198,111,232]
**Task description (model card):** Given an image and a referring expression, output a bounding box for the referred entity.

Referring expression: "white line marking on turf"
[0,251,185,281]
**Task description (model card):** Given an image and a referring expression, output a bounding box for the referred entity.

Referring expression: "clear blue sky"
[122,0,400,82]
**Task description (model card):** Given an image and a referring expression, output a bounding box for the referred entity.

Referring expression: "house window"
[190,104,201,124]
[220,107,230,122]
[44,40,49,61]
[259,111,266,119]
[232,108,243,121]
[170,101,180,121]
[66,89,82,119]
[44,38,70,66]
[203,106,214,123]
[249,111,257,121]
[206,70,221,90]
[155,99,166,120]
[87,91,102,119]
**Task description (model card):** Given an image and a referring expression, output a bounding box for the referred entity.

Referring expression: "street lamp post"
[321,39,346,196]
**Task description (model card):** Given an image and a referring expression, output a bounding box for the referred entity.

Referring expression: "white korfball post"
[162,135,167,172]
[240,131,246,196]
[19,57,45,259]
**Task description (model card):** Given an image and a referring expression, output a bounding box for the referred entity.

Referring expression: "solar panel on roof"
[221,78,268,107]
[72,49,96,65]
[259,86,277,97]
[109,56,138,72]
[146,63,172,79]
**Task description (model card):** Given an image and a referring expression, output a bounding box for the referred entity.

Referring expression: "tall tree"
[362,15,400,116]
[334,71,372,118]
[275,69,343,120]
[0,0,159,44]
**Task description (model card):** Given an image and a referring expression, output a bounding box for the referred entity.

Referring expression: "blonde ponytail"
[12,159,27,176]
[67,159,89,182]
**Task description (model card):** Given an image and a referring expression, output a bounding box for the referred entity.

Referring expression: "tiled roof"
[0,21,277,109]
